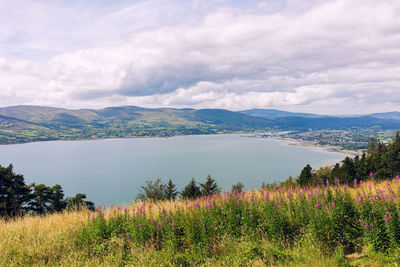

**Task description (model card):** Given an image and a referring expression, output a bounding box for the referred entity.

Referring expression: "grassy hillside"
[1,105,400,144]
[2,179,400,266]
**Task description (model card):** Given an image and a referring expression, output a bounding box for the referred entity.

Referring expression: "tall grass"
[2,179,400,266]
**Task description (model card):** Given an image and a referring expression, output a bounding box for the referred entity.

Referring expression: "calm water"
[0,134,347,206]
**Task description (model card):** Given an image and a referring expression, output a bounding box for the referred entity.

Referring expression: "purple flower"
[384,217,388,222]
[370,172,374,177]
[199,221,203,226]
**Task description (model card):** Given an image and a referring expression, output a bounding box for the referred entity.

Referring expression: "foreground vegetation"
[2,179,400,266]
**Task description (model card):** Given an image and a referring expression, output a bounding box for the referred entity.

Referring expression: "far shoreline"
[262,136,361,158]
[0,132,363,159]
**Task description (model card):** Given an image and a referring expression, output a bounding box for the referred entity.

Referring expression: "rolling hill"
[0,105,399,144]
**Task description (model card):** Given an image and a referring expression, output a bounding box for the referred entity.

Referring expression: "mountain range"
[0,105,399,144]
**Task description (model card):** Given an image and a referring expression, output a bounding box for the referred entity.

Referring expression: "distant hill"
[240,109,323,118]
[368,111,400,120]
[0,105,399,144]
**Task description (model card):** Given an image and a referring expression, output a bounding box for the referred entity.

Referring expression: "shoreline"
[0,133,364,158]
[264,136,361,157]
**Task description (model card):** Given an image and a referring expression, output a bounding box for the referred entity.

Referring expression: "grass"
[2,179,400,266]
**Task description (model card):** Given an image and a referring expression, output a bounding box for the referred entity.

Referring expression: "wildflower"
[384,217,388,222]
[306,209,310,214]
[237,214,240,218]
[370,172,374,178]
[150,219,154,224]
[364,222,368,227]
[199,221,203,226]
[354,179,358,185]
[299,227,304,233]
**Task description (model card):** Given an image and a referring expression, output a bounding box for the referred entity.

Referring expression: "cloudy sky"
[0,0,399,114]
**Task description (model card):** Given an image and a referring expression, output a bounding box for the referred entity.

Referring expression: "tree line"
[0,164,94,219]
[294,131,400,186]
[136,175,245,202]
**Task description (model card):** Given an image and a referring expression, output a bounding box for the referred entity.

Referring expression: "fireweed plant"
[79,177,400,262]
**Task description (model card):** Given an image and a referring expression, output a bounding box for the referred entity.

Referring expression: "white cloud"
[0,0,400,114]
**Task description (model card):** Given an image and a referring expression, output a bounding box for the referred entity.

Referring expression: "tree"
[66,193,95,211]
[29,183,54,215]
[297,164,313,186]
[136,178,166,202]
[50,184,66,212]
[200,175,220,196]
[0,164,32,218]
[164,179,178,200]
[181,178,201,199]
[231,182,244,193]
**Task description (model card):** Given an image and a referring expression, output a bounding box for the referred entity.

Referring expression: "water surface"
[0,134,346,206]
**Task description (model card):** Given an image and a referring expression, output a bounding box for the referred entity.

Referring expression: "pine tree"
[200,175,220,196]
[297,164,313,186]
[181,178,201,199]
[164,179,178,200]
[50,184,66,212]
[0,164,32,218]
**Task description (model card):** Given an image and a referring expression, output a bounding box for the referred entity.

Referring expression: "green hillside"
[1,105,400,144]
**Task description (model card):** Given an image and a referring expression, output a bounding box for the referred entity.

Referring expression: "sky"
[0,0,400,115]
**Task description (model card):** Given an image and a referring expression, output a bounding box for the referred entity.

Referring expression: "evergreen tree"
[181,178,201,199]
[0,164,32,218]
[50,184,66,212]
[297,164,313,186]
[200,175,220,196]
[29,183,54,215]
[164,179,178,200]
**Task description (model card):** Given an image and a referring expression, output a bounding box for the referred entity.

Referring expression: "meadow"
[2,178,400,266]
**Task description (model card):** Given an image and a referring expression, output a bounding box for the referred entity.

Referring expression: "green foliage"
[81,182,386,264]
[200,175,220,196]
[297,164,313,186]
[136,178,179,201]
[164,179,178,200]
[136,178,166,202]
[231,182,244,193]
[66,193,95,211]
[0,164,31,218]
[181,178,202,199]
[295,131,400,185]
[29,183,66,215]
[0,163,91,218]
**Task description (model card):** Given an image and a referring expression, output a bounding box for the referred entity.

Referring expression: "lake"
[0,134,348,206]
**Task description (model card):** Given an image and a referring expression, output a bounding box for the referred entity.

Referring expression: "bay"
[0,134,347,206]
